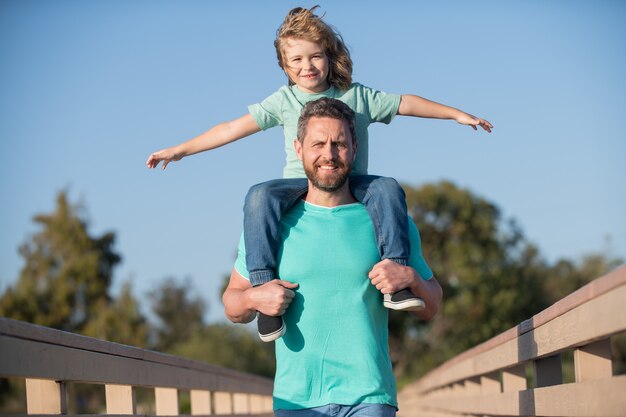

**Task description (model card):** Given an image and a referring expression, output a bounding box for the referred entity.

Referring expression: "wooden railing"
[397,265,626,417]
[0,318,273,416]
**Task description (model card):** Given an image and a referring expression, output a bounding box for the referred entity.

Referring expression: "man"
[223,98,442,416]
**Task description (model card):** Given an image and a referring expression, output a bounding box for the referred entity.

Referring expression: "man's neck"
[303,181,356,207]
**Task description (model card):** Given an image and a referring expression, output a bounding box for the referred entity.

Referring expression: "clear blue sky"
[1,1,625,322]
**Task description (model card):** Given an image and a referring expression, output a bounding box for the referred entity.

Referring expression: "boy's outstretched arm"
[398,94,493,133]
[146,113,261,169]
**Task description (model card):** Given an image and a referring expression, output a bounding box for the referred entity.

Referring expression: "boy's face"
[281,38,330,94]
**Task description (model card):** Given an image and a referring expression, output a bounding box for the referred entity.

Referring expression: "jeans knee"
[370,176,405,200]
[244,182,273,215]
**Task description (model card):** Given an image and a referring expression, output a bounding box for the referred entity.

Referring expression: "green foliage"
[83,282,150,347]
[394,181,623,382]
[0,191,123,334]
[147,276,276,377]
[170,323,276,378]
[1,184,622,400]
[148,277,206,352]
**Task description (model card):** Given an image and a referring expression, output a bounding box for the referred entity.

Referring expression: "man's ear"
[352,140,358,162]
[294,139,303,161]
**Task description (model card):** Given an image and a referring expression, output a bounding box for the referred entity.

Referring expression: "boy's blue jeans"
[244,175,410,286]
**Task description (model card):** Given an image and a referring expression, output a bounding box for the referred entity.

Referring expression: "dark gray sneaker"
[257,312,285,342]
[383,289,425,311]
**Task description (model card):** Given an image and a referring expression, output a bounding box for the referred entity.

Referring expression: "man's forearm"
[223,287,257,324]
[409,273,443,321]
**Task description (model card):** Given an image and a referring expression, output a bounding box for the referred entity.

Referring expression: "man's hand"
[368,259,415,294]
[223,269,299,323]
[368,259,443,321]
[247,280,298,317]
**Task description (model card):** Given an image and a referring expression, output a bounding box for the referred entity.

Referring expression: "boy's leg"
[243,178,308,341]
[349,175,424,311]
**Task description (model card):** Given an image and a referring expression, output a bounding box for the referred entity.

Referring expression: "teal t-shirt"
[248,83,401,179]
[234,200,433,410]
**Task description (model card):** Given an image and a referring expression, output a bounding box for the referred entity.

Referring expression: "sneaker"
[383,289,425,311]
[257,312,285,342]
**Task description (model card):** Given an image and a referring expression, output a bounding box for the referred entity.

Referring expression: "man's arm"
[368,260,442,320]
[222,268,298,323]
[397,94,492,133]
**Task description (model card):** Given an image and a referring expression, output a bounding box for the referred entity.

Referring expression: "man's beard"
[304,159,350,192]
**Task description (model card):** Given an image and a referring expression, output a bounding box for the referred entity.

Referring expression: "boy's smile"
[282,38,330,94]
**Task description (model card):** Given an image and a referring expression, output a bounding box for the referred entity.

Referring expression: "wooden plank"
[25,378,66,414]
[155,387,179,416]
[214,391,232,415]
[464,377,480,395]
[249,394,272,414]
[233,392,249,414]
[480,372,500,394]
[190,390,212,415]
[105,384,135,414]
[407,281,626,393]
[409,374,626,416]
[0,317,273,387]
[502,364,526,392]
[574,338,613,382]
[410,266,626,382]
[0,335,272,395]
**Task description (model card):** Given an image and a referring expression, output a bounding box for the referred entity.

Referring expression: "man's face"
[295,116,356,192]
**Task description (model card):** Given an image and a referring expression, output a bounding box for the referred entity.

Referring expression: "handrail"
[397,264,626,417]
[0,318,273,416]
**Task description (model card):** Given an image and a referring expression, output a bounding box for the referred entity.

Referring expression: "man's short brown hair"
[297,98,356,144]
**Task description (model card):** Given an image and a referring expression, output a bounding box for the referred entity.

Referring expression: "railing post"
[534,354,562,387]
[25,378,67,414]
[480,371,501,394]
[502,364,526,392]
[574,338,613,382]
[106,384,136,414]
[190,390,212,415]
[465,376,481,395]
[155,387,179,415]
[233,392,249,414]
[214,391,233,414]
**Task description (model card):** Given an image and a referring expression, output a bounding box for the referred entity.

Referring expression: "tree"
[0,191,121,333]
[0,191,150,412]
[148,277,206,352]
[392,181,550,380]
[171,324,276,378]
[83,282,150,347]
[148,277,276,376]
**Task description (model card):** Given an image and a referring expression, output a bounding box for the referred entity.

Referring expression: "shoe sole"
[259,323,286,343]
[383,295,426,311]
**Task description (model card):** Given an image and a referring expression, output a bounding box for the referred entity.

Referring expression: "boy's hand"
[146,147,183,170]
[456,113,493,133]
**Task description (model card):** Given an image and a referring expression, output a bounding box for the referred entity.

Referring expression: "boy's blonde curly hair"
[274,6,353,91]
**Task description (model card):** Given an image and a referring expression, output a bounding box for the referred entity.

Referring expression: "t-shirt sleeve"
[407,217,434,280]
[233,232,250,280]
[248,90,284,131]
[360,84,401,125]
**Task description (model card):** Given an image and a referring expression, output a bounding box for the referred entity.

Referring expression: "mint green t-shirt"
[248,83,401,179]
[234,200,433,411]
